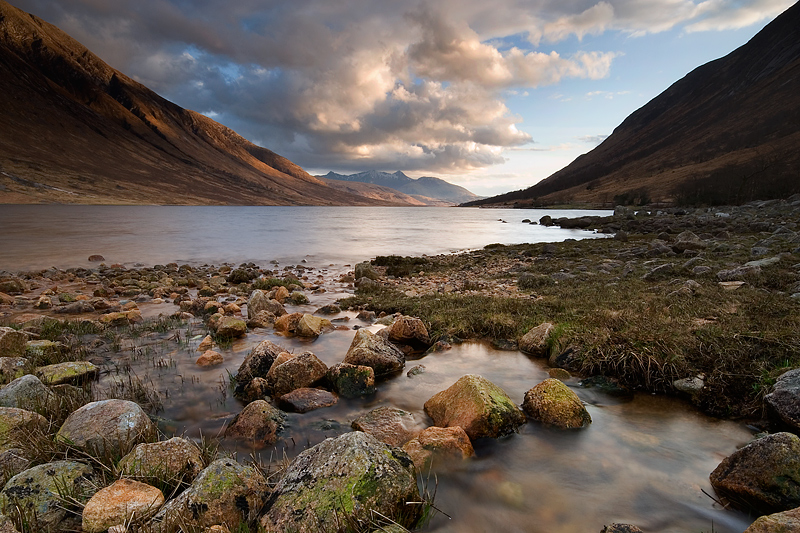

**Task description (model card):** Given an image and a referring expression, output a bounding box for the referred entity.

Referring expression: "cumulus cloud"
[11,0,793,173]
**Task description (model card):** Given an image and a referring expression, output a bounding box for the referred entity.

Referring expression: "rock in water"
[518,322,555,357]
[234,340,286,399]
[403,426,474,469]
[260,432,421,532]
[224,400,285,446]
[152,458,269,532]
[765,368,800,432]
[744,507,800,533]
[351,406,422,447]
[343,329,405,377]
[56,399,155,456]
[278,388,338,413]
[0,461,95,531]
[522,378,592,429]
[327,363,376,398]
[387,315,431,350]
[267,352,328,397]
[82,479,164,533]
[424,374,525,439]
[295,314,332,338]
[710,432,800,513]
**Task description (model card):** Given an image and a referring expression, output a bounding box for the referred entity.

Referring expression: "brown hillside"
[467,1,800,208]
[0,1,396,205]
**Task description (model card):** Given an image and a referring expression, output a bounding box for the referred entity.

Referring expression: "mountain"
[318,177,435,206]
[465,1,800,208]
[323,170,482,205]
[0,1,398,206]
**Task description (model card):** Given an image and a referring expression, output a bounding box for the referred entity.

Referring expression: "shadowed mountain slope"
[465,1,800,208]
[323,170,482,205]
[0,1,396,205]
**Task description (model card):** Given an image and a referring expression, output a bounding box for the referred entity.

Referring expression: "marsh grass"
[345,236,800,417]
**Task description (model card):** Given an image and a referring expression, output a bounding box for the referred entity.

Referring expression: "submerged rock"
[260,432,420,532]
[351,406,422,447]
[278,388,338,413]
[710,432,800,513]
[522,378,592,429]
[402,426,474,469]
[424,374,525,439]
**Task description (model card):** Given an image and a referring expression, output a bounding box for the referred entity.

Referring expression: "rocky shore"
[0,198,797,532]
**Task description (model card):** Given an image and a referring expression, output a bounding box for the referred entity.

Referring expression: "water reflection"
[96,307,754,533]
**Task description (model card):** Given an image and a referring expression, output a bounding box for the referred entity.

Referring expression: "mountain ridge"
[322,170,482,205]
[464,1,800,208]
[0,0,399,205]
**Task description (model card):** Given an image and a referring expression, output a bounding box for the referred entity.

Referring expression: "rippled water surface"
[1,205,755,532]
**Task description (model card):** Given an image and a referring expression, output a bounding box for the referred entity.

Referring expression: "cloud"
[578,134,610,144]
[12,0,792,174]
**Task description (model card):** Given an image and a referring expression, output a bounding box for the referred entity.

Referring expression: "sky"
[13,0,795,196]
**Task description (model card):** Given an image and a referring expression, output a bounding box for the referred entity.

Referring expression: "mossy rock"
[522,378,592,429]
[424,374,525,439]
[260,432,421,532]
[0,461,95,531]
[0,406,48,446]
[36,361,98,385]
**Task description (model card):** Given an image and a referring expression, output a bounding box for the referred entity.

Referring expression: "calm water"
[0,205,608,271]
[1,205,754,532]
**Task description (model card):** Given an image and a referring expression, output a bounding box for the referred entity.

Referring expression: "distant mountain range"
[465,1,800,208]
[0,1,407,206]
[322,170,482,205]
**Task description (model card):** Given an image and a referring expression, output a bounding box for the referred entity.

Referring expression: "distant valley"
[321,170,483,206]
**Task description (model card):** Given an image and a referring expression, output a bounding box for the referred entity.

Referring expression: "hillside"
[0,1,397,205]
[323,170,482,205]
[466,1,800,208]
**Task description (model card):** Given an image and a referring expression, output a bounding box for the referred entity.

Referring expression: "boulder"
[0,279,25,295]
[82,479,164,533]
[0,328,26,358]
[260,432,420,532]
[0,374,53,410]
[246,310,275,329]
[343,329,405,378]
[56,399,156,456]
[601,525,644,533]
[197,335,213,352]
[671,230,707,253]
[234,340,285,399]
[518,322,555,357]
[295,314,332,338]
[387,315,431,350]
[273,286,290,304]
[522,379,592,429]
[196,350,224,367]
[316,304,341,315]
[152,458,269,532]
[765,369,800,432]
[0,461,95,531]
[354,262,380,280]
[213,317,246,338]
[717,265,761,282]
[36,361,98,385]
[424,374,525,439]
[402,426,474,469]
[0,357,27,382]
[118,437,205,485]
[238,377,270,403]
[327,363,376,398]
[0,448,30,486]
[25,340,64,360]
[267,352,328,397]
[710,432,800,513]
[351,406,422,447]
[224,400,285,446]
[744,507,800,533]
[246,290,269,319]
[278,388,338,413]
[289,291,309,305]
[274,312,303,334]
[0,407,48,446]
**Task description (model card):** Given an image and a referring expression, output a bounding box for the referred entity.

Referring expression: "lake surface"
[0,205,755,532]
[0,205,608,271]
